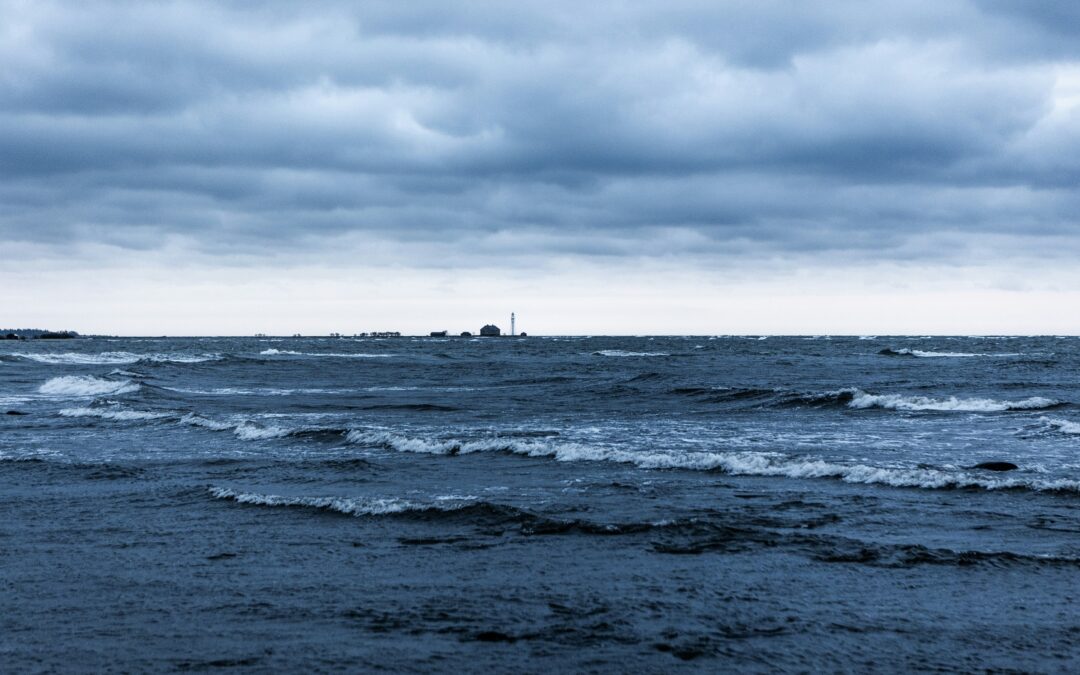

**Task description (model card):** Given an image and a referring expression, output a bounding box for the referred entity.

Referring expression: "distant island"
[1,329,80,340]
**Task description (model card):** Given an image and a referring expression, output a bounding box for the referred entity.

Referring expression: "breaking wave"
[108,369,148,378]
[180,414,296,440]
[847,391,1060,412]
[878,348,1020,358]
[60,407,170,421]
[593,350,670,357]
[343,429,1080,493]
[38,375,140,397]
[179,413,235,432]
[672,385,1062,412]
[14,351,221,365]
[208,486,477,517]
[206,487,691,534]
[344,429,569,456]
[1035,417,1080,435]
[701,452,1080,493]
[232,422,292,441]
[259,349,392,358]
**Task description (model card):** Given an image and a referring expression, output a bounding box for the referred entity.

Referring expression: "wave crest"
[60,407,169,421]
[38,375,140,397]
[343,428,1080,493]
[259,349,392,358]
[878,348,1020,358]
[1035,417,1080,435]
[14,351,220,365]
[593,350,670,357]
[674,385,1063,412]
[233,422,292,441]
[847,391,1060,412]
[208,486,476,517]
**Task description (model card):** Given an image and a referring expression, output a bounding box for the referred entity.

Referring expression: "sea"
[3,335,1080,672]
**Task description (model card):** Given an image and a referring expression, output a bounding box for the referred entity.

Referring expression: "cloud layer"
[3,1,1080,333]
[3,1,1079,260]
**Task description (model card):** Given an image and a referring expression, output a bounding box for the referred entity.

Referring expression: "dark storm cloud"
[2,0,1079,265]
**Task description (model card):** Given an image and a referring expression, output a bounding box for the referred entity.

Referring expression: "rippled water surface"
[3,335,1080,671]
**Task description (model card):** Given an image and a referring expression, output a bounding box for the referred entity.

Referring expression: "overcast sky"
[3,0,1080,334]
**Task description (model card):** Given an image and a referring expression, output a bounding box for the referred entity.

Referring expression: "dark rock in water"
[972,461,1019,472]
[2,333,21,340]
[472,631,516,643]
[429,330,448,337]
[459,331,472,337]
[5,410,28,416]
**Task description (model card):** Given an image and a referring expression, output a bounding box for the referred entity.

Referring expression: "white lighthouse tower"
[511,312,516,337]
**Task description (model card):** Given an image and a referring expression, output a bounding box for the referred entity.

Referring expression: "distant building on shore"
[480,324,501,337]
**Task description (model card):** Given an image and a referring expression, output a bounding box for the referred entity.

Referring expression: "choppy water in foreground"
[3,335,1080,671]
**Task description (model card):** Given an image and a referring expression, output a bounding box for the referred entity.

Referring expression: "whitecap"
[17,351,141,365]
[699,452,1080,493]
[108,369,148,378]
[847,391,1058,412]
[1037,417,1080,435]
[207,486,475,516]
[15,351,220,365]
[178,413,302,441]
[179,413,235,432]
[60,407,170,421]
[593,350,670,357]
[165,386,339,396]
[260,349,392,358]
[882,348,1021,358]
[344,430,1080,493]
[38,375,139,397]
[232,422,292,441]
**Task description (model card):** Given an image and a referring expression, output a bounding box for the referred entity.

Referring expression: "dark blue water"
[3,336,1080,671]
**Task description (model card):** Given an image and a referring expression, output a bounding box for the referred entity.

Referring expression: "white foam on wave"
[179,413,235,432]
[343,429,1080,493]
[345,429,563,456]
[346,429,753,470]
[15,351,220,365]
[233,422,292,441]
[260,348,392,358]
[108,369,147,378]
[59,407,170,421]
[17,351,141,365]
[847,390,1058,412]
[706,452,1080,492]
[593,350,670,357]
[165,386,339,396]
[887,348,1021,358]
[178,413,301,441]
[38,375,140,397]
[146,353,221,363]
[1037,417,1080,435]
[207,486,475,516]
